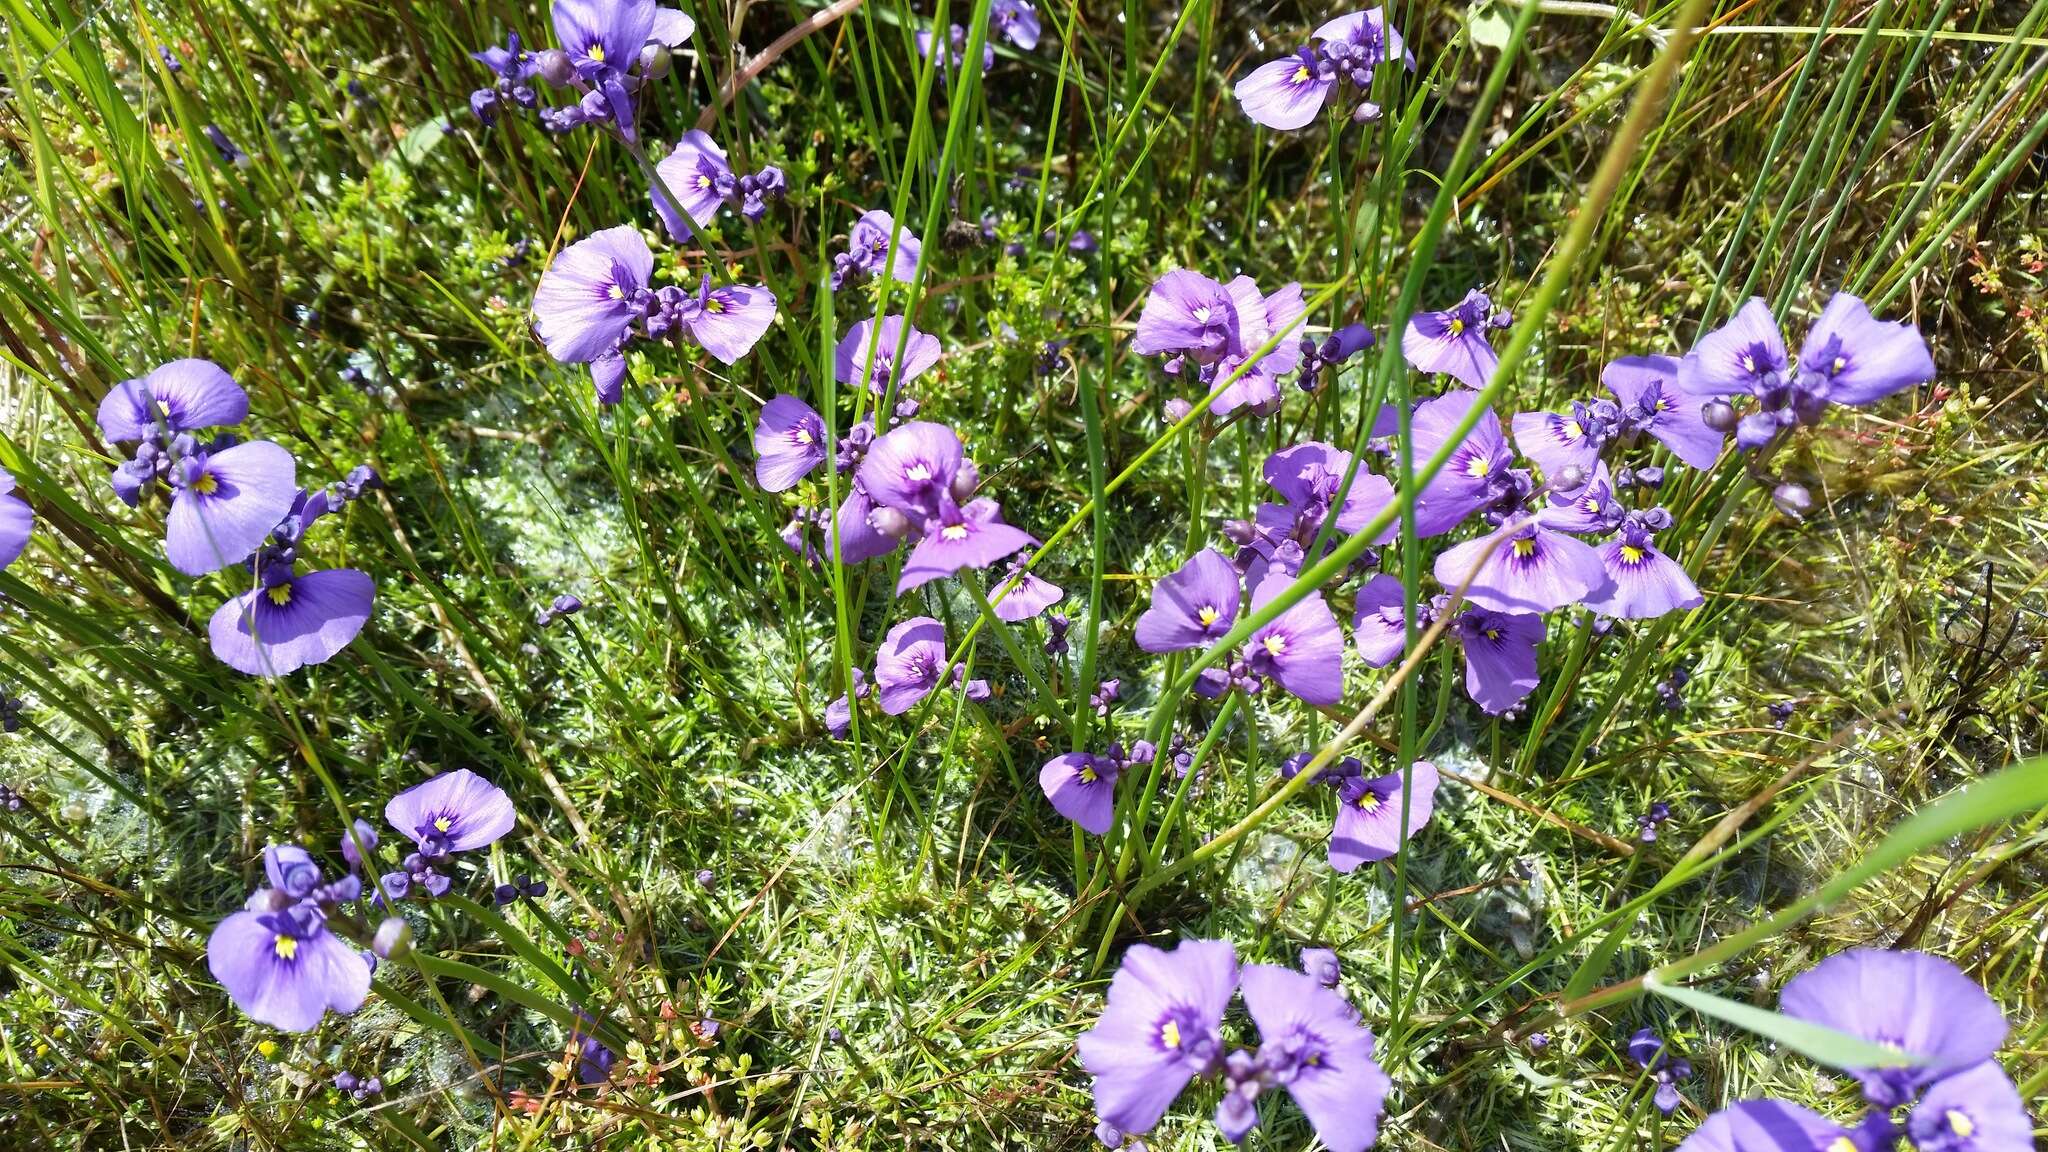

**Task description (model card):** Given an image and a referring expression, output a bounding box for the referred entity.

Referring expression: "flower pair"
[1078,939,1390,1151]
[1677,949,2031,1151]
[1132,269,1309,417]
[826,616,990,736]
[1136,549,1346,708]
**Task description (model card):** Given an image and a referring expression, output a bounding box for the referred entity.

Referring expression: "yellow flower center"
[1292,65,1311,83]
[1484,628,1501,641]
[795,428,814,445]
[1833,355,1847,374]
[1740,353,1756,373]
[607,283,625,300]
[1465,455,1492,478]
[588,43,605,61]
[1356,791,1381,812]
[1262,635,1287,657]
[1564,419,1583,439]
[697,175,713,188]
[1197,605,1220,626]
[273,934,298,961]
[706,298,726,314]
[1620,545,1646,565]
[1448,318,1465,336]
[1079,765,1098,784]
[266,584,293,606]
[1512,537,1537,559]
[1825,1139,1858,1152]
[907,463,932,481]
[191,471,219,495]
[434,816,453,832]
[1946,1111,1975,1139]
[941,524,970,541]
[1160,1020,1181,1049]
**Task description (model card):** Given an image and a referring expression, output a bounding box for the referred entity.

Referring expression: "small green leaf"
[396,117,446,166]
[1645,974,1919,1072]
[1468,1,1514,50]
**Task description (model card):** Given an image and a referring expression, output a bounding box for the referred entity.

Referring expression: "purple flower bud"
[535,48,576,86]
[372,916,413,959]
[696,868,716,889]
[1552,463,1587,492]
[950,459,981,502]
[638,41,672,80]
[869,506,914,539]
[1163,398,1194,423]
[1700,399,1738,432]
[1771,482,1813,519]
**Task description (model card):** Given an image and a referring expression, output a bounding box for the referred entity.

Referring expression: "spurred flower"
[0,468,31,572]
[651,130,732,239]
[830,482,903,564]
[207,901,372,1032]
[1582,518,1701,619]
[1077,938,1240,1137]
[210,567,376,676]
[1039,752,1118,834]
[385,768,518,855]
[897,497,1033,593]
[1329,761,1438,873]
[753,394,828,492]
[836,315,942,395]
[836,209,923,289]
[664,277,778,365]
[166,441,300,576]
[532,225,653,364]
[552,0,693,79]
[1132,270,1243,364]
[1246,571,1346,706]
[1680,294,1932,451]
[1257,441,1397,546]
[858,421,963,520]
[1673,1100,1859,1152]
[874,616,949,714]
[916,24,994,73]
[1434,520,1611,615]
[1602,354,1726,469]
[1406,389,1516,537]
[1209,279,1309,417]
[1451,606,1543,713]
[1402,290,1510,390]
[1233,964,1392,1152]
[992,551,1064,622]
[991,0,1041,49]
[1779,948,2007,1107]
[1509,401,1615,481]
[1235,9,1407,130]
[1136,549,1242,653]
[98,359,251,441]
[1906,1060,2034,1152]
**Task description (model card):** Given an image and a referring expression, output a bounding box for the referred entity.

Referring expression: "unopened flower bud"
[1700,399,1738,432]
[535,49,576,86]
[950,460,980,501]
[1552,464,1587,492]
[1163,398,1195,423]
[372,917,414,960]
[1771,482,1813,519]
[638,41,672,80]
[869,506,913,539]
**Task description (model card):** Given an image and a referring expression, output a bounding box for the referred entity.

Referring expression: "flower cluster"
[532,225,777,405]
[827,616,990,736]
[206,770,518,1031]
[467,0,695,140]
[1678,949,2030,1152]
[651,130,788,241]
[1236,9,1410,130]
[97,359,377,676]
[1078,939,1390,1151]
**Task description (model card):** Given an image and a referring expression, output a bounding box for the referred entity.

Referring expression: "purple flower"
[1039,752,1118,834]
[1136,549,1241,653]
[1602,354,1727,470]
[874,616,949,714]
[1779,948,2008,1108]
[836,315,942,395]
[165,441,300,576]
[1076,939,1240,1137]
[1434,520,1611,615]
[532,225,653,364]
[992,0,1041,49]
[385,768,518,855]
[858,421,964,520]
[1673,1100,1858,1152]
[1402,290,1510,390]
[1235,9,1407,130]
[992,551,1064,622]
[652,130,733,240]
[98,359,251,441]
[837,209,923,289]
[1234,964,1392,1152]
[1537,462,1625,534]
[209,567,376,676]
[1582,520,1701,620]
[1257,441,1397,547]
[1509,402,1613,481]
[1328,761,1438,873]
[1209,279,1309,417]
[916,24,994,73]
[669,278,779,365]
[829,481,903,564]
[552,0,692,79]
[1350,573,1412,668]
[1406,389,1516,537]
[898,497,1033,593]
[1680,294,1932,452]
[1132,270,1243,364]
[1246,571,1346,707]
[0,469,32,573]
[207,901,372,1032]
[1452,606,1543,714]
[1907,1060,2034,1152]
[753,394,827,492]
